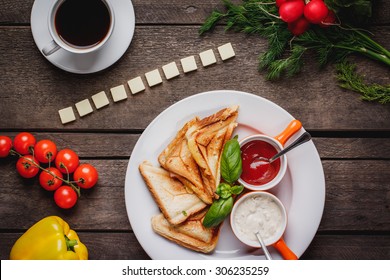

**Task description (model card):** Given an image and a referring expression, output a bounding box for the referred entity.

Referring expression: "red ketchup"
[240,140,281,185]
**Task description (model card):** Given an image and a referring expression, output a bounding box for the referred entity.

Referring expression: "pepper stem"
[65,235,78,252]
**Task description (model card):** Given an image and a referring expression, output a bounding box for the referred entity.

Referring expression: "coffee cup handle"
[42,40,61,56]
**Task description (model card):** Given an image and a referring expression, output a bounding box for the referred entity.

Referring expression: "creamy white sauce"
[233,195,283,243]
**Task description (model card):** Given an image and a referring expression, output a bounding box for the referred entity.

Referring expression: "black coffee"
[55,0,111,48]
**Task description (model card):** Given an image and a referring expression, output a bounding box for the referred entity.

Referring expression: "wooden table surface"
[1,0,389,260]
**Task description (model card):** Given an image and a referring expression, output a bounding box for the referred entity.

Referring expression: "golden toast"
[151,209,221,254]
[186,106,238,198]
[139,161,206,225]
[159,118,213,204]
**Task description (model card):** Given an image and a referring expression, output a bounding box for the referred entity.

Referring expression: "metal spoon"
[255,231,273,260]
[253,132,312,164]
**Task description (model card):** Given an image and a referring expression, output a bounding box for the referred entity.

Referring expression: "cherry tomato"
[16,155,40,178]
[288,16,310,35]
[73,163,98,189]
[34,139,57,163]
[319,10,336,27]
[39,167,63,191]
[13,132,36,155]
[54,186,78,209]
[304,0,329,24]
[0,136,13,158]
[55,149,80,174]
[279,0,305,23]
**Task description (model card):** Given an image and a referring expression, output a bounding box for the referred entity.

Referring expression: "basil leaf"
[216,183,232,199]
[202,197,234,228]
[230,185,244,195]
[220,136,242,184]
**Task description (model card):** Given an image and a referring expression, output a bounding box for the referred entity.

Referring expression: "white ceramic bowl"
[230,191,287,247]
[238,134,287,191]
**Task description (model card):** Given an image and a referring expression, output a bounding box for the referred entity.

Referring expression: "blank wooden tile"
[91,91,110,109]
[75,99,93,117]
[110,85,128,102]
[58,106,76,124]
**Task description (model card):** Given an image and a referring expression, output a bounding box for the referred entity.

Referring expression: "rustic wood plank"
[1,132,390,159]
[0,159,389,231]
[313,138,390,159]
[300,234,390,260]
[0,26,390,131]
[320,160,390,231]
[0,132,140,158]
[0,0,389,25]
[1,232,388,260]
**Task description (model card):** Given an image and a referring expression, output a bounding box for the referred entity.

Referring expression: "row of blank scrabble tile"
[58,43,235,124]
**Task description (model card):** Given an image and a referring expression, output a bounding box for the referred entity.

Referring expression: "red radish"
[288,17,310,35]
[276,0,289,7]
[304,0,329,24]
[319,10,336,27]
[279,0,305,23]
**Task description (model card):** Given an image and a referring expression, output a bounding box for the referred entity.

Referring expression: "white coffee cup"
[42,0,115,56]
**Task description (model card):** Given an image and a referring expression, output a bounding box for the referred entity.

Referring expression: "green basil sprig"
[203,136,244,228]
[220,135,242,184]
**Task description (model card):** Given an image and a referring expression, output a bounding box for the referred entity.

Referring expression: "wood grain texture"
[0,26,390,130]
[1,133,390,159]
[0,0,389,25]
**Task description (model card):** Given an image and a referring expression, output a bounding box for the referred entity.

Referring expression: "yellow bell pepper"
[10,216,88,260]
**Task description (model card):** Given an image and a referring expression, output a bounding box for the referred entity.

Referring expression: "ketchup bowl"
[238,119,302,191]
[230,191,298,260]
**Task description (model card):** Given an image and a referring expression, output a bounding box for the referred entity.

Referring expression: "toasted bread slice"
[158,117,199,167]
[151,209,221,253]
[159,118,213,204]
[139,161,206,225]
[186,106,239,197]
[204,122,237,191]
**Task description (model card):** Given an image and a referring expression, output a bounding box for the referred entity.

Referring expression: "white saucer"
[31,0,135,74]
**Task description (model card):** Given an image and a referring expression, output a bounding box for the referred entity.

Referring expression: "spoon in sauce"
[253,132,312,165]
[255,231,273,260]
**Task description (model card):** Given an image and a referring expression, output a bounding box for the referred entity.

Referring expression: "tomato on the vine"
[16,155,40,178]
[55,149,79,174]
[0,136,12,158]
[73,163,98,189]
[279,0,305,23]
[304,0,329,24]
[13,132,36,155]
[34,139,57,163]
[39,167,63,191]
[54,186,78,209]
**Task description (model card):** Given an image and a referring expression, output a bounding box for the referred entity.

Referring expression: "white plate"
[125,90,325,259]
[30,0,135,74]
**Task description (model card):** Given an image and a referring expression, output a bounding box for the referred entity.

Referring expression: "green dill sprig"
[200,0,390,104]
[336,61,390,104]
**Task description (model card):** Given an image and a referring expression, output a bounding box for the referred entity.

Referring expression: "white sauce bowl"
[230,191,287,247]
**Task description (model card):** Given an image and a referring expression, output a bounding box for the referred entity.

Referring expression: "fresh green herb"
[220,135,243,184]
[203,136,244,228]
[324,0,372,26]
[200,0,390,104]
[182,210,188,216]
[216,182,233,199]
[336,61,390,104]
[203,196,234,228]
[216,183,244,199]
